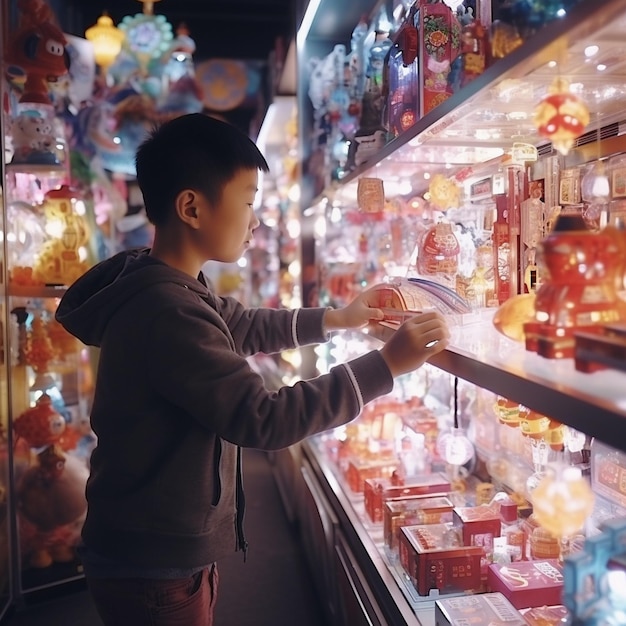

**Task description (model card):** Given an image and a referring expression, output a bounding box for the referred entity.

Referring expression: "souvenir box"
[399,523,483,596]
[435,592,526,626]
[384,495,454,554]
[364,472,450,523]
[452,504,501,551]
[487,560,564,610]
[418,0,462,115]
[345,456,398,493]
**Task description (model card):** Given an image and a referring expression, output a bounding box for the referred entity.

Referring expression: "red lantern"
[533,77,589,156]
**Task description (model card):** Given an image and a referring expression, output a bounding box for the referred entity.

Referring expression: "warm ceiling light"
[584,45,599,57]
[85,13,125,70]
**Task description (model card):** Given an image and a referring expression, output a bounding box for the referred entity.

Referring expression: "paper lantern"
[533,77,589,155]
[85,13,125,71]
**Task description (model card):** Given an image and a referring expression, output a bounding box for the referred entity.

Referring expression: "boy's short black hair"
[135,113,270,227]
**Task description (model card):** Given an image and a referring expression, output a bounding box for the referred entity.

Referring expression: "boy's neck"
[149,234,203,280]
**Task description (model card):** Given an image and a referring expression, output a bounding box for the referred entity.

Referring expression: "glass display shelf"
[301,438,467,626]
[427,313,626,453]
[326,0,626,195]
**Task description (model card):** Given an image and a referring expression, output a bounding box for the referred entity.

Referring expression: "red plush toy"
[5,0,70,104]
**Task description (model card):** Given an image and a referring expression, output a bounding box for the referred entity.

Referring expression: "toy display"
[4,0,70,105]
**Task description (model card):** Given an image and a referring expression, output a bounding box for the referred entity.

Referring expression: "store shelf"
[302,441,438,626]
[8,285,67,299]
[329,0,626,195]
[428,315,626,452]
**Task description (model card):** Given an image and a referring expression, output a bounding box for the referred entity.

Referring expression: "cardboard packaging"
[384,495,454,554]
[487,559,564,610]
[345,456,398,493]
[364,472,450,524]
[453,504,502,552]
[435,592,527,626]
[399,523,483,596]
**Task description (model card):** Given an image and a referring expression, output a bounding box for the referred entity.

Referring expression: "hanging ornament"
[436,377,474,467]
[436,426,474,466]
[533,77,590,155]
[428,174,461,210]
[119,2,173,72]
[85,13,126,74]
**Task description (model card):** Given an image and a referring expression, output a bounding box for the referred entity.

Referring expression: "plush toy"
[5,0,70,104]
[17,444,88,568]
[9,109,59,165]
[14,393,66,449]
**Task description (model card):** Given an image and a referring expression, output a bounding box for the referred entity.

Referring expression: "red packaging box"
[345,457,398,494]
[364,472,450,523]
[435,592,527,626]
[384,495,454,553]
[399,523,483,596]
[487,560,564,610]
[452,504,501,552]
[418,0,462,115]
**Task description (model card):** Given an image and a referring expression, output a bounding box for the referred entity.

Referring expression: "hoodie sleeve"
[215,295,330,356]
[146,301,393,450]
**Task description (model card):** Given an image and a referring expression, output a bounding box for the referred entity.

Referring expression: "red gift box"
[384,495,454,553]
[419,0,462,115]
[487,560,564,610]
[399,523,483,596]
[453,504,502,551]
[345,456,398,494]
[364,472,450,523]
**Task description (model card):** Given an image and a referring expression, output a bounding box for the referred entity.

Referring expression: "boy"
[56,113,449,625]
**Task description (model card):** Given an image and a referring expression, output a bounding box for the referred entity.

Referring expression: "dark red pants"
[87,564,218,626]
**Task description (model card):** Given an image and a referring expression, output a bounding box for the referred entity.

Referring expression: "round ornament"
[533,77,589,155]
[531,462,594,539]
[119,12,173,70]
[197,59,249,112]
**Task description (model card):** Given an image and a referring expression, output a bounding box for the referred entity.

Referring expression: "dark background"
[53,0,297,62]
[40,0,301,132]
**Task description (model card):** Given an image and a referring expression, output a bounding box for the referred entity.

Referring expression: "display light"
[85,13,125,72]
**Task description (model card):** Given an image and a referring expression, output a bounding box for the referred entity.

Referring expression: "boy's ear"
[175,190,200,227]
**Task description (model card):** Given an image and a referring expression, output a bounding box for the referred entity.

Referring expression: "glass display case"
[0,0,98,598]
[0,98,14,622]
[282,0,626,625]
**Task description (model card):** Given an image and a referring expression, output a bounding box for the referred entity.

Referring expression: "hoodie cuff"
[343,350,394,411]
[292,307,330,347]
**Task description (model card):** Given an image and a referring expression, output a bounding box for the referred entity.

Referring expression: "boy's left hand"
[324,286,385,331]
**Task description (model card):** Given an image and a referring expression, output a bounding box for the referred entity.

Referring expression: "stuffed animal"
[9,110,59,165]
[17,444,88,568]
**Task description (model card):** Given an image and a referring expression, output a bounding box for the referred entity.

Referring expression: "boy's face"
[199,167,260,263]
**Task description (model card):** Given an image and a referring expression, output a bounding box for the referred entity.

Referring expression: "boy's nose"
[250,211,260,230]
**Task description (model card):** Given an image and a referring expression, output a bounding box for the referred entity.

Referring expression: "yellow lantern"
[85,13,125,71]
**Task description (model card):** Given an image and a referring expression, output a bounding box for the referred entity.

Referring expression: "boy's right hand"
[379,311,450,377]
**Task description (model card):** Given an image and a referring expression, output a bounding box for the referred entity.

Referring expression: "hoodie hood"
[56,248,207,347]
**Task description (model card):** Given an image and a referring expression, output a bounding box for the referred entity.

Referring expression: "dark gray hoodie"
[56,248,393,569]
